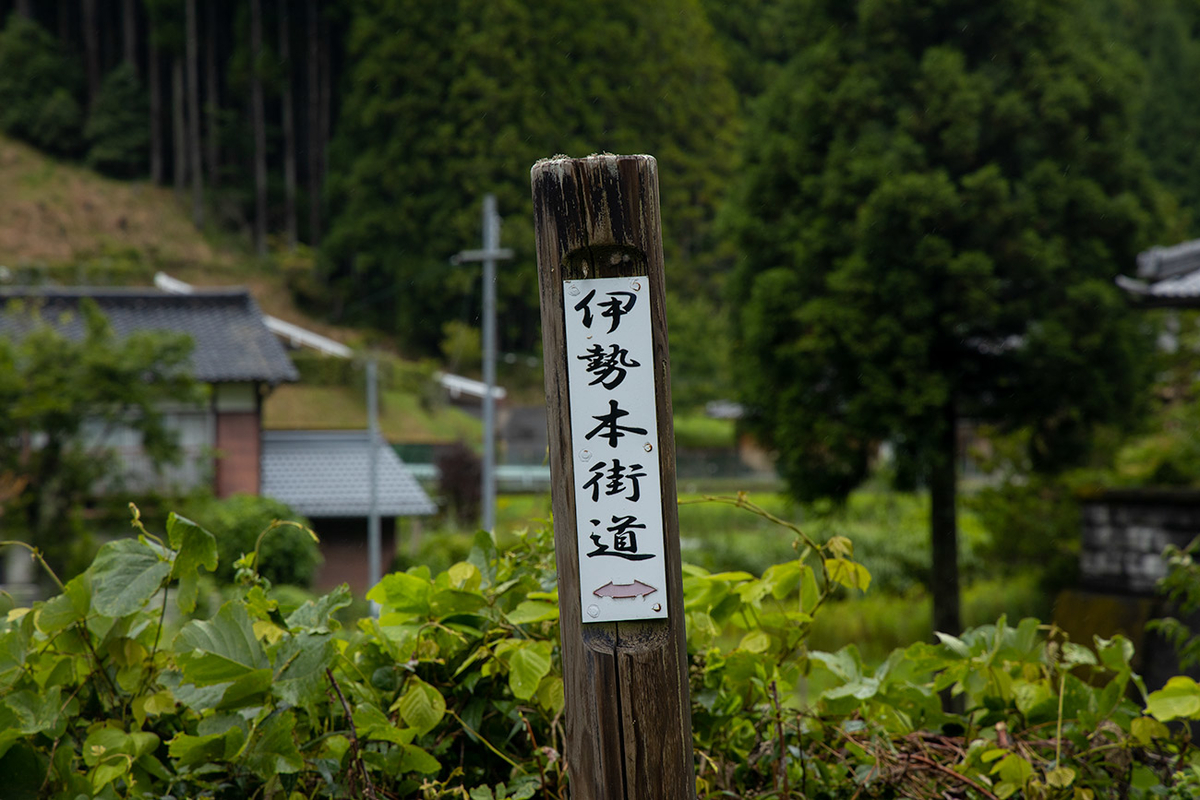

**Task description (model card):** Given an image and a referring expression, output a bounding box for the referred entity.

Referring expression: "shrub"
[179,493,321,587]
[2,497,1199,798]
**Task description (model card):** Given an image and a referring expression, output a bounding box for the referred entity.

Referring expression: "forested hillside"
[1,0,1199,407]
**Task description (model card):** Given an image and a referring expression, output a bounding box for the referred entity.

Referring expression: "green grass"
[807,574,1050,664]
[673,414,737,448]
[676,490,992,594]
[263,384,482,444]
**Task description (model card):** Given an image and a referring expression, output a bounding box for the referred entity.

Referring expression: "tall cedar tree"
[728,0,1165,635]
[1087,0,1200,226]
[324,0,739,353]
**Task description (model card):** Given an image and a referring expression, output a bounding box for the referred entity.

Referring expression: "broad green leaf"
[1045,766,1075,788]
[1147,676,1200,721]
[825,536,853,559]
[128,731,159,758]
[1096,635,1134,672]
[137,752,173,782]
[934,632,972,659]
[368,571,431,615]
[468,530,499,585]
[0,622,28,689]
[198,712,249,739]
[733,577,772,605]
[397,677,446,735]
[399,744,441,774]
[992,754,1035,786]
[799,564,819,613]
[91,760,129,792]
[810,646,864,682]
[84,728,130,767]
[242,710,303,778]
[430,588,487,616]
[273,632,334,706]
[738,630,772,653]
[447,561,482,592]
[824,558,870,592]
[507,778,539,800]
[174,602,269,685]
[509,641,553,701]
[167,513,218,613]
[5,687,63,735]
[354,704,415,745]
[1131,716,1170,744]
[142,691,176,717]
[1060,642,1097,668]
[35,573,91,635]
[216,668,273,710]
[167,513,217,566]
[1013,680,1054,717]
[506,600,559,625]
[536,675,565,716]
[90,538,171,617]
[169,729,242,768]
[286,584,353,630]
[0,723,19,764]
[761,560,802,599]
[166,676,229,711]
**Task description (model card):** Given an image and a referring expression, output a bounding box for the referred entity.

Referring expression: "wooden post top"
[531,155,664,279]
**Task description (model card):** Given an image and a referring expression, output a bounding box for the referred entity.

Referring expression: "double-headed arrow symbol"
[593,580,657,599]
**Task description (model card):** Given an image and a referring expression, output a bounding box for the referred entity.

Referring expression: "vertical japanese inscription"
[565,276,667,623]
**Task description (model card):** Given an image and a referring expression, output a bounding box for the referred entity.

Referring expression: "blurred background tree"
[726,0,1173,635]
[0,300,200,579]
[179,493,321,588]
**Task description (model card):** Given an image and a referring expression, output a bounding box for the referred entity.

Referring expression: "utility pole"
[453,195,513,532]
[531,154,694,799]
[367,358,381,616]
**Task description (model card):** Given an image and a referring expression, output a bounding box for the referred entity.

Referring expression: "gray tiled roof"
[1118,270,1200,302]
[0,288,299,383]
[261,430,437,518]
[1136,239,1200,281]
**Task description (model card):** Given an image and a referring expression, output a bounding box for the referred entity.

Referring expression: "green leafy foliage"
[1087,0,1200,223]
[0,299,200,579]
[727,0,1167,634]
[323,0,740,354]
[2,500,1199,798]
[84,63,149,178]
[179,493,321,588]
[1149,533,1200,670]
[0,13,85,156]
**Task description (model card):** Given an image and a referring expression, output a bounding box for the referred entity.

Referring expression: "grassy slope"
[0,136,225,267]
[264,385,482,444]
[0,135,480,444]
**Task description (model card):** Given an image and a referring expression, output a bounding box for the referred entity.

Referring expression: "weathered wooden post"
[531,155,695,800]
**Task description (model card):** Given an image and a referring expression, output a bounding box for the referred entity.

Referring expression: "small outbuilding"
[260,430,436,592]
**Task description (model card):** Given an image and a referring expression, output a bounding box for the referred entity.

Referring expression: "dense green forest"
[1,0,1197,360]
[6,0,1200,635]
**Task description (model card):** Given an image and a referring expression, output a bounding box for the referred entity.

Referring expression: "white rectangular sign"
[564,276,667,623]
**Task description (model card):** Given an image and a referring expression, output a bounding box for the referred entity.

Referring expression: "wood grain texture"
[532,155,695,800]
